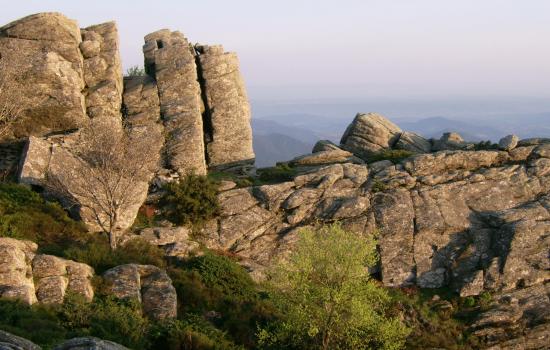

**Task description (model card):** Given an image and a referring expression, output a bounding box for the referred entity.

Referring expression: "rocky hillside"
[0,12,548,350]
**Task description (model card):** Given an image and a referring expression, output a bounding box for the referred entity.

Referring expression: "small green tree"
[258,224,409,350]
[160,174,220,228]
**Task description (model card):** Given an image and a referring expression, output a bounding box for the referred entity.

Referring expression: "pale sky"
[1,0,549,102]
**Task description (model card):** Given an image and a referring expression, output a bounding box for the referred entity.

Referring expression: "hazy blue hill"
[396,117,502,141]
[253,133,312,167]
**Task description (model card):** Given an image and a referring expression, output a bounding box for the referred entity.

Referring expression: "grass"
[256,164,297,184]
[388,286,486,349]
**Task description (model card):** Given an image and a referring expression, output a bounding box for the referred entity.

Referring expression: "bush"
[256,164,297,183]
[474,140,498,150]
[185,252,257,301]
[0,298,66,348]
[150,317,242,350]
[388,288,482,349]
[0,294,152,350]
[259,224,409,350]
[0,183,89,255]
[64,237,166,274]
[160,174,220,228]
[367,149,414,164]
[168,252,277,348]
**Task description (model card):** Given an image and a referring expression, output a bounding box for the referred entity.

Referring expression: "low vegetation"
[256,163,297,183]
[367,149,414,164]
[159,173,220,228]
[258,224,409,350]
[474,140,499,150]
[0,183,492,349]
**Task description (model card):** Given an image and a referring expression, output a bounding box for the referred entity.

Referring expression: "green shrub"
[388,288,481,349]
[0,183,88,255]
[259,224,409,350]
[371,179,387,193]
[185,252,256,301]
[474,140,498,150]
[367,149,414,164]
[0,294,151,350]
[0,298,66,348]
[160,174,220,228]
[256,164,297,183]
[150,317,242,350]
[64,237,166,274]
[168,252,277,348]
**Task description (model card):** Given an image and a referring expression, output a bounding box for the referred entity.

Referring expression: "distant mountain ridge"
[252,113,550,166]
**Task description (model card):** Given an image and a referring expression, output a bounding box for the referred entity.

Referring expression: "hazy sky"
[1,0,549,103]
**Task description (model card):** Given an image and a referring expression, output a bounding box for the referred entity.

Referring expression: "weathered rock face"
[0,238,94,305]
[471,283,550,349]
[121,226,199,259]
[143,30,207,176]
[54,337,129,350]
[0,13,87,139]
[288,149,363,167]
[394,131,432,153]
[340,113,402,159]
[18,134,151,233]
[199,144,550,296]
[102,264,177,320]
[432,132,474,151]
[498,134,519,151]
[32,254,94,304]
[80,22,123,130]
[0,238,37,304]
[196,45,255,172]
[0,330,41,350]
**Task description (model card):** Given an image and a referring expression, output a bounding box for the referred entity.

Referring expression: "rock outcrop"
[0,13,87,139]
[54,337,129,350]
[0,331,130,350]
[143,30,207,176]
[471,283,550,348]
[18,133,152,233]
[80,22,123,129]
[198,142,550,298]
[196,45,255,172]
[0,330,41,350]
[0,238,94,305]
[32,254,94,304]
[102,264,177,320]
[340,113,402,159]
[120,226,199,259]
[0,238,37,304]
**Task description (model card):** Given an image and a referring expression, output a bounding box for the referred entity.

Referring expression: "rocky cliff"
[0,12,255,176]
[0,12,548,350]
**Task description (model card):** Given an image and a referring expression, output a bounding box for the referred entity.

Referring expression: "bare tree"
[0,47,25,139]
[46,121,160,250]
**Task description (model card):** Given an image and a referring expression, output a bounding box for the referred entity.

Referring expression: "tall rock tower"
[142,30,255,176]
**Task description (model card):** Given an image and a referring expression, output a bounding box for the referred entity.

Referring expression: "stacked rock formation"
[0,238,93,305]
[0,237,177,320]
[0,13,88,138]
[141,31,255,175]
[103,264,177,320]
[142,30,207,175]
[196,45,255,172]
[0,12,255,234]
